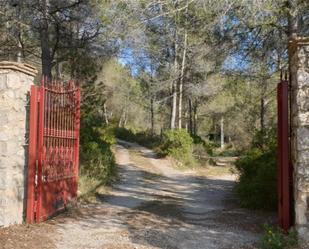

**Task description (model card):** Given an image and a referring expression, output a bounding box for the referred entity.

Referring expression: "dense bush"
[113,127,136,142]
[114,127,161,149]
[80,117,116,183]
[160,129,195,166]
[134,130,162,148]
[115,127,195,166]
[191,134,205,145]
[234,129,277,210]
[217,148,240,157]
[191,134,218,157]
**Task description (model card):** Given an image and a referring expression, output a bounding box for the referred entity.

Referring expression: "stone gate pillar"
[0,61,37,227]
[289,38,309,243]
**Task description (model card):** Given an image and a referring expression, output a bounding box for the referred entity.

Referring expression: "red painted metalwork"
[277,79,292,232]
[26,86,39,223]
[26,77,80,223]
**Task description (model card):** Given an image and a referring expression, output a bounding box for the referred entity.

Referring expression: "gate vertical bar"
[277,79,291,232]
[26,86,39,223]
[74,87,80,187]
[36,78,46,222]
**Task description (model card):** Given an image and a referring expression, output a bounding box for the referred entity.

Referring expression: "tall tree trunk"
[178,1,188,129]
[170,2,178,130]
[56,56,62,79]
[287,0,299,40]
[178,30,187,129]
[150,97,154,134]
[260,97,265,134]
[188,98,193,134]
[17,38,22,63]
[118,111,124,127]
[41,34,52,78]
[124,112,127,127]
[171,36,178,129]
[220,116,224,149]
[193,102,198,136]
[40,0,52,78]
[123,98,128,127]
[16,5,22,63]
[103,102,109,125]
[185,110,188,132]
[119,97,127,128]
[260,77,267,136]
[287,0,299,232]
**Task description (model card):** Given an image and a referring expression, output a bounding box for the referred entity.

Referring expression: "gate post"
[277,79,292,232]
[26,86,39,223]
[289,37,309,245]
[35,79,45,222]
[0,61,37,227]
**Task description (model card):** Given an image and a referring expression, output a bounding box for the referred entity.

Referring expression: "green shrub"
[217,149,239,157]
[114,127,161,149]
[259,225,298,249]
[191,134,205,145]
[80,115,116,183]
[203,140,218,156]
[191,134,217,157]
[234,130,277,210]
[80,138,116,181]
[160,129,195,166]
[252,128,277,151]
[96,126,116,145]
[114,127,195,167]
[114,127,136,142]
[134,130,161,149]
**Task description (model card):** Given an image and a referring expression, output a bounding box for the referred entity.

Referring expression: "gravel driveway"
[0,140,274,249]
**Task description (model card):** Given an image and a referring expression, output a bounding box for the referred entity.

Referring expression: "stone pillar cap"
[0,61,38,77]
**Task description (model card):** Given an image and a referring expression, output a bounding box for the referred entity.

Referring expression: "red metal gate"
[277,78,293,232]
[26,78,80,223]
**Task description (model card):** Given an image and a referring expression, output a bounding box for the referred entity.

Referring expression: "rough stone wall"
[0,61,37,227]
[290,38,309,243]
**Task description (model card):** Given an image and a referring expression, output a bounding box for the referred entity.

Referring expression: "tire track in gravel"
[117,140,273,249]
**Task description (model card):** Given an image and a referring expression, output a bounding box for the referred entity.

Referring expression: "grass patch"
[78,172,117,203]
[259,225,298,249]
[194,163,236,178]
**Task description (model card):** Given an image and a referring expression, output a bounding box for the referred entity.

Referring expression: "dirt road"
[0,140,273,249]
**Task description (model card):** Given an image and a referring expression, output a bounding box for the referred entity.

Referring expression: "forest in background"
[0,0,309,209]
